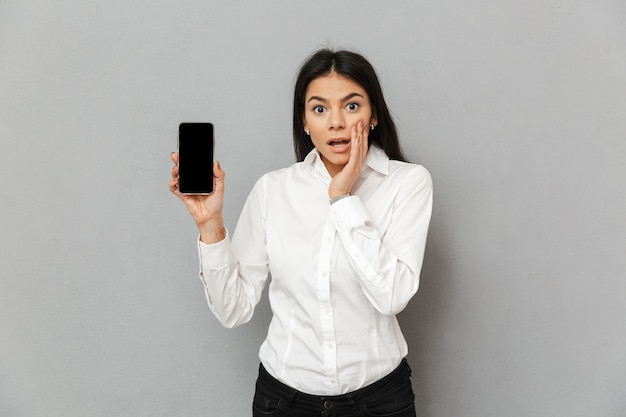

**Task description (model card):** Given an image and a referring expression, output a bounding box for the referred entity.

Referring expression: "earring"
[305,129,310,135]
[370,124,375,131]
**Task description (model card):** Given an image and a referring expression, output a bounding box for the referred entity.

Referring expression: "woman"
[170,48,433,417]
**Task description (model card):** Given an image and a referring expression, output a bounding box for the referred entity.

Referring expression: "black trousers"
[253,359,416,417]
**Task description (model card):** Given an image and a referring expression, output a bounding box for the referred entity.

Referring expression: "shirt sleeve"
[197,179,270,328]
[329,165,433,315]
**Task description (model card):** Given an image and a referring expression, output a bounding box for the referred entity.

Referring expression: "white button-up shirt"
[197,145,433,395]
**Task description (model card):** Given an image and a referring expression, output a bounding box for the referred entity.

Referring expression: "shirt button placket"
[317,220,338,391]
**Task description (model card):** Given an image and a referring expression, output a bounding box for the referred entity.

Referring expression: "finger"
[213,161,224,183]
[351,121,363,154]
[171,152,180,179]
[353,120,366,161]
[214,161,224,178]
[361,120,370,148]
[359,121,369,157]
[169,178,182,198]
[213,161,226,193]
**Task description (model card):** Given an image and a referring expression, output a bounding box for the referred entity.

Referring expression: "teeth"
[330,140,349,145]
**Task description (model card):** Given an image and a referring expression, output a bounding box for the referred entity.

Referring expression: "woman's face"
[303,72,376,177]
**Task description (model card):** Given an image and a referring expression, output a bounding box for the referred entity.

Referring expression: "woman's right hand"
[169,152,226,243]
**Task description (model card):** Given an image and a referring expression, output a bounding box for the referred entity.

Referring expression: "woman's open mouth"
[328,138,350,150]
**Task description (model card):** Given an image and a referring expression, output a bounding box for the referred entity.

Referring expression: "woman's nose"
[328,111,345,130]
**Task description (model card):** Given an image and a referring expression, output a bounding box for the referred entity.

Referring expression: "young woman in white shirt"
[170,48,433,417]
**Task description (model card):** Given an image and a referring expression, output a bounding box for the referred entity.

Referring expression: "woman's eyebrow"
[342,92,364,102]
[307,95,327,103]
[307,92,365,103]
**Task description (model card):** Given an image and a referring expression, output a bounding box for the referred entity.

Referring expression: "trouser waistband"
[257,359,412,410]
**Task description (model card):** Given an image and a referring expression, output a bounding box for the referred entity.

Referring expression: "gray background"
[1,1,625,416]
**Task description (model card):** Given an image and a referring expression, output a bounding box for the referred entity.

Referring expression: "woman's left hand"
[328,120,369,199]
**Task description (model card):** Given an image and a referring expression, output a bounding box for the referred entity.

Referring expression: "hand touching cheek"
[328,120,370,199]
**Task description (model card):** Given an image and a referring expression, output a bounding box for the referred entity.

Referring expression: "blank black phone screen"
[178,123,214,194]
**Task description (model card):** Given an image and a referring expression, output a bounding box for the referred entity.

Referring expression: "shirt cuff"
[197,228,233,269]
[329,194,350,205]
[328,196,370,230]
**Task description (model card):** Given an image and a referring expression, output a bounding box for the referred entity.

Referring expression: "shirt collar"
[302,144,390,176]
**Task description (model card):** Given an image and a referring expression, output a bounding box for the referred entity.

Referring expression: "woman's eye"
[313,106,325,114]
[346,102,359,111]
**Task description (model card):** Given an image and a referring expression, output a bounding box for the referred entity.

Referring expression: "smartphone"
[177,122,215,195]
